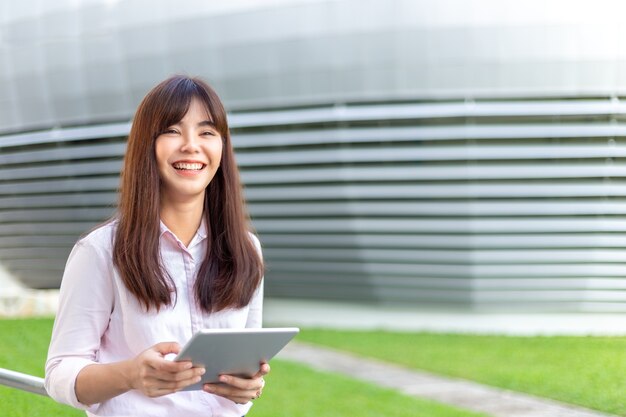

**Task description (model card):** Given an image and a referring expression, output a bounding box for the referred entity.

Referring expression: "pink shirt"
[45,220,263,417]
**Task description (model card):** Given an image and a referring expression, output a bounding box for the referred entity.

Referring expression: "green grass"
[0,319,486,417]
[251,360,488,417]
[298,329,626,416]
[0,318,83,417]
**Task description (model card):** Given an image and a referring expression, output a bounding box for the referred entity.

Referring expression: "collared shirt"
[45,219,263,417]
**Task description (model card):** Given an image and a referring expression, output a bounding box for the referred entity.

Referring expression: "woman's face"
[155,97,223,206]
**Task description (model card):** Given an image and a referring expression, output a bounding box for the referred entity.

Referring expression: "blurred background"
[3,0,626,315]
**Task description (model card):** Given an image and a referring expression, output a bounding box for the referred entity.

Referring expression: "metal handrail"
[0,368,48,396]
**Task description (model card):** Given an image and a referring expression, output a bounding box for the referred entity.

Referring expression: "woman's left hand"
[203,363,270,404]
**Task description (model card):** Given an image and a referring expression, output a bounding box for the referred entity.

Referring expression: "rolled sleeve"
[45,238,114,409]
[45,357,97,410]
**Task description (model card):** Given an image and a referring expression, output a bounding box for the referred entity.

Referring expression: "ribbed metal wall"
[2,98,626,311]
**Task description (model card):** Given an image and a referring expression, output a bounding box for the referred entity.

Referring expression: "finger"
[204,382,257,399]
[149,373,205,391]
[139,377,179,397]
[219,363,269,390]
[146,342,194,373]
[203,382,259,404]
[173,367,206,382]
[150,358,194,374]
[251,362,271,379]
[152,362,203,381]
[153,366,206,382]
[146,387,178,397]
[152,341,182,355]
[171,373,204,391]
[217,374,260,390]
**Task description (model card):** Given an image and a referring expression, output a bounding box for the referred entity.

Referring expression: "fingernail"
[198,369,206,375]
[195,376,202,383]
[220,375,228,382]
[204,385,213,392]
[185,363,193,369]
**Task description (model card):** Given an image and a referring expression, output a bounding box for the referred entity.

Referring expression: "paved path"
[265,299,626,335]
[278,342,617,417]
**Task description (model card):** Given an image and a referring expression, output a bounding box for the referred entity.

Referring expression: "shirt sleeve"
[245,233,264,328]
[45,239,114,410]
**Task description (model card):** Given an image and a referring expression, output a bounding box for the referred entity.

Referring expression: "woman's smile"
[171,159,208,176]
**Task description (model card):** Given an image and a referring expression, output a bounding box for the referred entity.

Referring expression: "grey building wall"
[2,0,626,311]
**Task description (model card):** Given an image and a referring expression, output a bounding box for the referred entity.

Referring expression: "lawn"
[298,329,626,416]
[0,318,487,417]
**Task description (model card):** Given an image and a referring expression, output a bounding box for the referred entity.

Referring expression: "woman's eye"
[163,129,178,135]
[202,131,217,136]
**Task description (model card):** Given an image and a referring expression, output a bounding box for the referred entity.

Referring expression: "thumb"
[252,362,271,378]
[152,341,181,356]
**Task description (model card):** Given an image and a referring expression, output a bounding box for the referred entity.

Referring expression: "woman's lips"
[171,161,207,176]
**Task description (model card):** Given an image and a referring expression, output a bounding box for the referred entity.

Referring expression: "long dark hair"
[113,75,263,313]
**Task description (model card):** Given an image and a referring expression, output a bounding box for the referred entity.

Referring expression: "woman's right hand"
[128,341,205,397]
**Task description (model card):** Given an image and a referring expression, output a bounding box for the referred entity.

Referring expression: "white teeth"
[173,162,204,170]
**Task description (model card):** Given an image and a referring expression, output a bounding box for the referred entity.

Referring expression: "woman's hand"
[203,363,270,404]
[128,342,206,397]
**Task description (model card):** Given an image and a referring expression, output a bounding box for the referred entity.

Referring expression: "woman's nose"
[180,133,200,153]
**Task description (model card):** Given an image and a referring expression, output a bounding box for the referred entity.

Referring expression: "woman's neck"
[160,197,204,247]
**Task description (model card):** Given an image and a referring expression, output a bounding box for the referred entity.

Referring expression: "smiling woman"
[155,98,224,246]
[44,75,266,417]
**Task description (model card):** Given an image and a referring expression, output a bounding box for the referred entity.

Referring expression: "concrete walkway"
[278,341,617,417]
[265,299,626,336]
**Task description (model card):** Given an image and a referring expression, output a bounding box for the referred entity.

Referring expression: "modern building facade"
[3,0,626,311]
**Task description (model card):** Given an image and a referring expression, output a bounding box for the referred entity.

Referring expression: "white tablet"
[174,327,300,391]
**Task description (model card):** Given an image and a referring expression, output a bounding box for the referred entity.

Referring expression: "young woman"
[45,75,267,417]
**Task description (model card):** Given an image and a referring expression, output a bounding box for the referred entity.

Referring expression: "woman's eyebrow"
[171,120,216,128]
[198,120,216,128]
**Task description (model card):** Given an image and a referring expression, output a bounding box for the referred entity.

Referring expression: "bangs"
[153,77,228,137]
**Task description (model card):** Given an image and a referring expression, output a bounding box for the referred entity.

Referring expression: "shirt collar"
[196,217,208,240]
[159,218,208,242]
[159,220,169,237]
